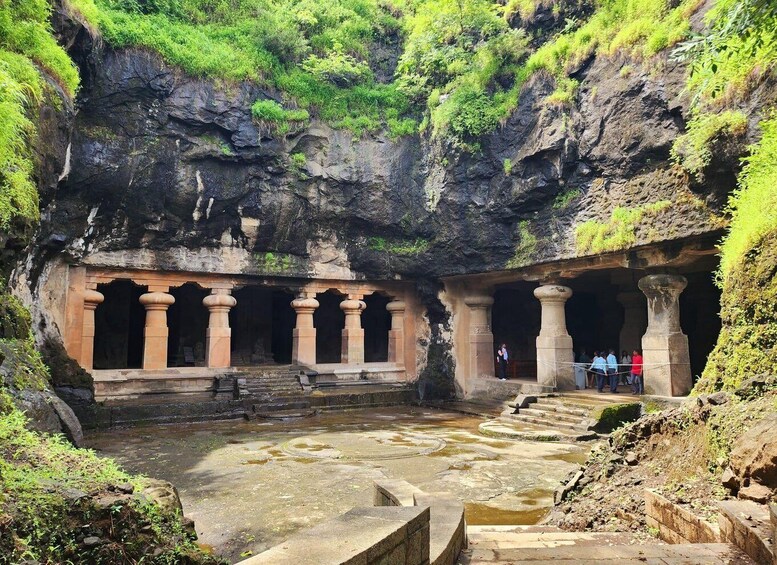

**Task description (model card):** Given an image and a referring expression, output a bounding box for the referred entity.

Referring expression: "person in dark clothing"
[577,348,593,389]
[496,344,508,380]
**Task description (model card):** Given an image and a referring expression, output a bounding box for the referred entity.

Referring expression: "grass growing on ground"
[575,200,671,255]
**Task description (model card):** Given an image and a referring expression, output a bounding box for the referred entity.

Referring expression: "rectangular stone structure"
[239,506,430,565]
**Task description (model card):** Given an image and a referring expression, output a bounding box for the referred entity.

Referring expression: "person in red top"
[630,349,644,394]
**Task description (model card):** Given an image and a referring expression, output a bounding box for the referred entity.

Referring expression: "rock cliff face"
[34,23,730,285]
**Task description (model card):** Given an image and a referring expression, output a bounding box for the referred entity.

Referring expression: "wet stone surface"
[86,407,588,562]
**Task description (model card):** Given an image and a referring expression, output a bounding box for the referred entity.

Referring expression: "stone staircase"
[236,368,314,419]
[236,368,305,398]
[478,391,645,442]
[459,525,755,564]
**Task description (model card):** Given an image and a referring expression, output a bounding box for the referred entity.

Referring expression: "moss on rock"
[697,229,777,392]
[592,402,642,433]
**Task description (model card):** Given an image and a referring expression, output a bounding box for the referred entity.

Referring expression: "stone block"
[641,332,691,397]
[644,489,719,544]
[413,492,465,565]
[240,506,429,565]
[718,499,773,565]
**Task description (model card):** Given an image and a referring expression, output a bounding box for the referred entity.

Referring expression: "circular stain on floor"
[280,430,446,460]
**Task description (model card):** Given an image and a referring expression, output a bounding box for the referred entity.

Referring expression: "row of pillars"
[290,295,406,366]
[79,287,406,371]
[467,274,692,397]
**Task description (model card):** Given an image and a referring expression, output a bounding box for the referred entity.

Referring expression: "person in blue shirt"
[590,351,607,392]
[606,349,619,393]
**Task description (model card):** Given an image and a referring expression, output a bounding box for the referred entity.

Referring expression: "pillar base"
[388,329,404,364]
[642,332,692,397]
[206,327,232,368]
[470,332,495,380]
[341,328,365,364]
[142,327,170,370]
[536,335,575,390]
[292,327,317,366]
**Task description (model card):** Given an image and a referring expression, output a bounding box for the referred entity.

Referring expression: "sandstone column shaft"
[638,274,692,396]
[465,295,494,381]
[80,289,104,371]
[387,300,406,365]
[203,291,237,369]
[291,296,319,366]
[139,291,175,370]
[617,291,648,354]
[340,297,366,364]
[534,284,574,390]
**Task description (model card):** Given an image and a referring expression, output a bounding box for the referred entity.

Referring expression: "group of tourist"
[578,348,644,394]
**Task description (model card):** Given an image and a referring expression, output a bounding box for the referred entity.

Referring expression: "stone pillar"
[80,289,104,371]
[534,284,575,390]
[203,290,236,369]
[291,295,319,366]
[139,290,175,370]
[464,296,495,380]
[387,300,406,365]
[340,297,366,364]
[617,291,648,355]
[638,274,692,397]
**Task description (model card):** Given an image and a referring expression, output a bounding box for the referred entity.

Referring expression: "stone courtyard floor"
[86,406,588,562]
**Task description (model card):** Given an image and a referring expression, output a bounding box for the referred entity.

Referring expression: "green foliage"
[719,116,777,280]
[672,0,777,108]
[575,200,671,255]
[505,220,537,268]
[0,339,50,392]
[73,0,413,136]
[251,99,310,134]
[671,110,747,179]
[697,117,777,392]
[0,0,85,247]
[368,236,430,255]
[552,188,581,209]
[502,158,512,175]
[0,293,32,340]
[0,404,219,563]
[592,402,641,432]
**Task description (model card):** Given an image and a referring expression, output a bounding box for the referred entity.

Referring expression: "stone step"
[504,414,583,431]
[458,542,755,564]
[467,527,636,548]
[518,408,585,424]
[254,408,315,420]
[478,419,597,442]
[253,400,311,412]
[529,402,589,417]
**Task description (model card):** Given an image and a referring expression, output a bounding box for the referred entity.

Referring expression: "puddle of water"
[544,451,587,464]
[464,502,549,525]
[243,459,270,465]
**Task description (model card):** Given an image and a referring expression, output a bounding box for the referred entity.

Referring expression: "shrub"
[671,110,748,179]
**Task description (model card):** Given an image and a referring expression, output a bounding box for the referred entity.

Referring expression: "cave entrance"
[93,279,146,370]
[363,293,391,362]
[681,271,722,381]
[229,287,295,365]
[314,290,345,363]
[491,283,540,380]
[167,283,209,367]
[566,272,624,364]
